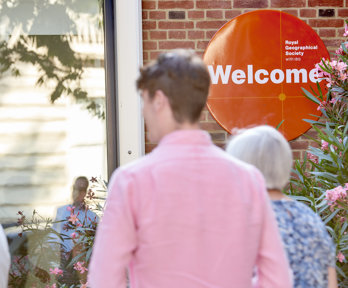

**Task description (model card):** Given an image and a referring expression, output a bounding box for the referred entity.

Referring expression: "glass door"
[0,1,108,286]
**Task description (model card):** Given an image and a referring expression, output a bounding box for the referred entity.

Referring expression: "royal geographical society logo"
[203,10,330,141]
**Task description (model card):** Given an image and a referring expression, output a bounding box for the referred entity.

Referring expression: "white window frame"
[115,0,144,166]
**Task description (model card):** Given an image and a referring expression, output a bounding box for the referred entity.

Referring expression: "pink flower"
[317,100,327,111]
[73,261,88,274]
[325,185,347,207]
[49,267,63,276]
[71,232,78,239]
[337,251,345,263]
[344,23,348,37]
[336,47,344,55]
[66,206,75,212]
[307,152,318,164]
[68,214,79,225]
[45,284,57,288]
[321,140,329,151]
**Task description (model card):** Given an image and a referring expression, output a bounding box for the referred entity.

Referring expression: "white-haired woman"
[226,125,337,288]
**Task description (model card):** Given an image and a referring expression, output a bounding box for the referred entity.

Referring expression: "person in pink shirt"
[88,49,292,288]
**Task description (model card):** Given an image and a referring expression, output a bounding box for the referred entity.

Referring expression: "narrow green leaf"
[301,87,321,105]
[276,120,284,130]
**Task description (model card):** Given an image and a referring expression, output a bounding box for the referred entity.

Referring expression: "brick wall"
[141,0,347,159]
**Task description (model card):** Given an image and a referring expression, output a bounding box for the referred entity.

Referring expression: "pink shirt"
[89,130,292,288]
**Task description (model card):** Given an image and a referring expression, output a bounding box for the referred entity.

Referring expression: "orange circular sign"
[203,10,329,140]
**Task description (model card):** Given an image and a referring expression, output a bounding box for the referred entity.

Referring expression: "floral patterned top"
[271,200,336,288]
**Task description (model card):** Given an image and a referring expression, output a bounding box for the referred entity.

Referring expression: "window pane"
[0,0,106,234]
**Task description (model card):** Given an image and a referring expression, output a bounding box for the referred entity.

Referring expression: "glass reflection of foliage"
[0,0,105,119]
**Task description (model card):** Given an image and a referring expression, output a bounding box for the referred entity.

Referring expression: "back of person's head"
[72,176,89,203]
[136,49,211,124]
[226,125,293,191]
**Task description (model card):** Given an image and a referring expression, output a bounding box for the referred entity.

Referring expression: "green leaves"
[302,87,321,105]
[290,36,348,286]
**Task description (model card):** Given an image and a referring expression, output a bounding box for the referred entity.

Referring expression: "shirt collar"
[157,129,212,147]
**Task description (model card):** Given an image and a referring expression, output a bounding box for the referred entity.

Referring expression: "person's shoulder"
[287,201,329,228]
[108,153,156,183]
[56,204,71,213]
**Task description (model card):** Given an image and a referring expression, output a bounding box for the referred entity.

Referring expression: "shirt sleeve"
[253,170,293,288]
[88,169,138,288]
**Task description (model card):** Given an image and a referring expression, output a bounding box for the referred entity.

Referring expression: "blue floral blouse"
[271,200,336,288]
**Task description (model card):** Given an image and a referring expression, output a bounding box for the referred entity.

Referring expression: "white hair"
[226,125,293,191]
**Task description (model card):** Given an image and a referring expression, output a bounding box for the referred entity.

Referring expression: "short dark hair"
[72,176,89,202]
[136,49,211,123]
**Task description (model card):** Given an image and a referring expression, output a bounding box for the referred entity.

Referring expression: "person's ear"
[153,90,170,111]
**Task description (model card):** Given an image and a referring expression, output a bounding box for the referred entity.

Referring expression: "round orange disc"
[203,10,329,140]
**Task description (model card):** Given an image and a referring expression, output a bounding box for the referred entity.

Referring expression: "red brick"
[142,21,156,29]
[143,51,149,62]
[323,39,343,47]
[196,20,227,29]
[150,31,167,40]
[200,121,222,130]
[271,0,305,7]
[304,129,318,139]
[207,112,216,121]
[308,0,343,6]
[209,132,226,142]
[158,21,194,29]
[197,1,231,8]
[234,0,268,8]
[290,141,309,150]
[337,27,345,36]
[206,10,224,18]
[196,51,204,58]
[292,150,302,160]
[308,19,344,27]
[158,1,194,9]
[150,51,162,60]
[142,11,148,20]
[197,40,209,49]
[188,11,204,19]
[225,10,242,19]
[143,41,157,50]
[300,9,317,18]
[338,9,348,17]
[149,11,166,19]
[142,1,156,9]
[188,30,205,39]
[318,28,336,37]
[282,9,298,16]
[159,41,195,49]
[143,31,149,40]
[206,30,218,39]
[169,31,186,39]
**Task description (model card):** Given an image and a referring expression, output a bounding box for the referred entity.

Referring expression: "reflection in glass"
[0,1,107,279]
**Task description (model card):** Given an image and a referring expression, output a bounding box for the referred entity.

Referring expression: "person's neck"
[267,189,291,201]
[174,121,200,131]
[159,121,200,141]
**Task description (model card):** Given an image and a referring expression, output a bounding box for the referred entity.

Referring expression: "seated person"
[52,176,99,252]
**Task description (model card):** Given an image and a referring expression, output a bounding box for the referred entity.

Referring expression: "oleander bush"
[289,21,348,288]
